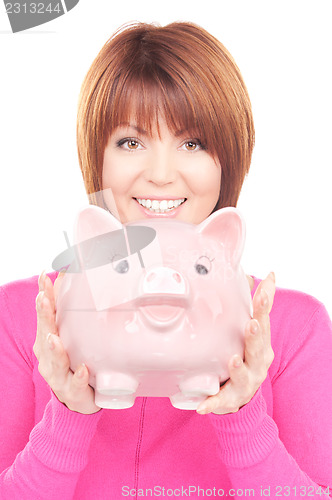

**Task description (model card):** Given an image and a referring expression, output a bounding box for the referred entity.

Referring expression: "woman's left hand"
[196,272,276,415]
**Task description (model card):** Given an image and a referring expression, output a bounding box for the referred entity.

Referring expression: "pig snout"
[142,267,187,296]
[137,267,190,327]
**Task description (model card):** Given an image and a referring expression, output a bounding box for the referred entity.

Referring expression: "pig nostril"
[173,272,182,283]
[147,272,156,282]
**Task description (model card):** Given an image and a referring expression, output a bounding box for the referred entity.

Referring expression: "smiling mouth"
[134,198,187,213]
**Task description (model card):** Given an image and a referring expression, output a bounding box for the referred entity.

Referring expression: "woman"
[1,22,331,499]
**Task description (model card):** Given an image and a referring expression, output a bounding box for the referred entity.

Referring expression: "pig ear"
[52,206,123,273]
[73,205,124,270]
[197,207,245,267]
[74,205,123,244]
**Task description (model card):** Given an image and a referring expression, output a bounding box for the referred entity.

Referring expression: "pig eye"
[114,259,129,274]
[194,255,213,275]
[195,263,208,275]
[112,256,129,274]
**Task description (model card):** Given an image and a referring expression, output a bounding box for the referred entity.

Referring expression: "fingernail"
[76,364,86,378]
[251,319,259,334]
[197,404,209,414]
[39,270,46,291]
[233,355,243,368]
[268,271,275,282]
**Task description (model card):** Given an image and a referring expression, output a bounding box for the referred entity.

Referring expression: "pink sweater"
[0,272,331,499]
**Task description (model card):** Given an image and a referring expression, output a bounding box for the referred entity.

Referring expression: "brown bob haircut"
[77,22,255,211]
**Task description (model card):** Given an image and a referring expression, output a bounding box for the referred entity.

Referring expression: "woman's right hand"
[34,271,100,414]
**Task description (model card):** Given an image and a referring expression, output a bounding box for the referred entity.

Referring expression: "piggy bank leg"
[170,392,207,410]
[170,373,220,410]
[94,392,136,409]
[94,372,139,409]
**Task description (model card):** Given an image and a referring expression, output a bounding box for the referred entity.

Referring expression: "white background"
[0,0,331,316]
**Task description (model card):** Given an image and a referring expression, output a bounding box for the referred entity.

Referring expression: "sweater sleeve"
[0,283,102,500]
[208,300,332,499]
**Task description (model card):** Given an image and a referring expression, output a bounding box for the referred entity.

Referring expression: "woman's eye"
[186,141,198,151]
[127,140,139,150]
[181,140,203,152]
[117,138,142,151]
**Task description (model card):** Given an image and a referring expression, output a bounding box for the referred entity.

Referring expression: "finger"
[35,292,58,360]
[196,356,248,415]
[71,364,92,396]
[196,383,242,415]
[43,333,71,389]
[38,270,46,292]
[43,273,56,313]
[196,382,233,415]
[54,270,66,303]
[219,355,259,412]
[64,364,101,414]
[264,271,276,310]
[253,272,275,318]
[36,292,57,334]
[228,354,249,390]
[37,271,62,340]
[252,272,275,346]
[243,318,265,373]
[38,270,57,312]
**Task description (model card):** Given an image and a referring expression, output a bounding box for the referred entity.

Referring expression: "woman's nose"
[145,152,177,185]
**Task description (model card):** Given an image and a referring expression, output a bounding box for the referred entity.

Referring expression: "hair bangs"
[106,66,216,155]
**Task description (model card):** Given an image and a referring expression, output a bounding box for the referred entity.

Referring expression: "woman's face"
[102,117,221,225]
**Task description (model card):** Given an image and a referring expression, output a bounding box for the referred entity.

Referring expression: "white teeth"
[136,198,186,213]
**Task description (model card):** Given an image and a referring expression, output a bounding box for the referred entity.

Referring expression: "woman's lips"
[133,198,187,218]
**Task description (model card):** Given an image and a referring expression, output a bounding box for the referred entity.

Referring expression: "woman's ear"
[196,207,245,268]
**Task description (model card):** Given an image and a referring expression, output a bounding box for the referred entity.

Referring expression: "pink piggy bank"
[55,206,252,410]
